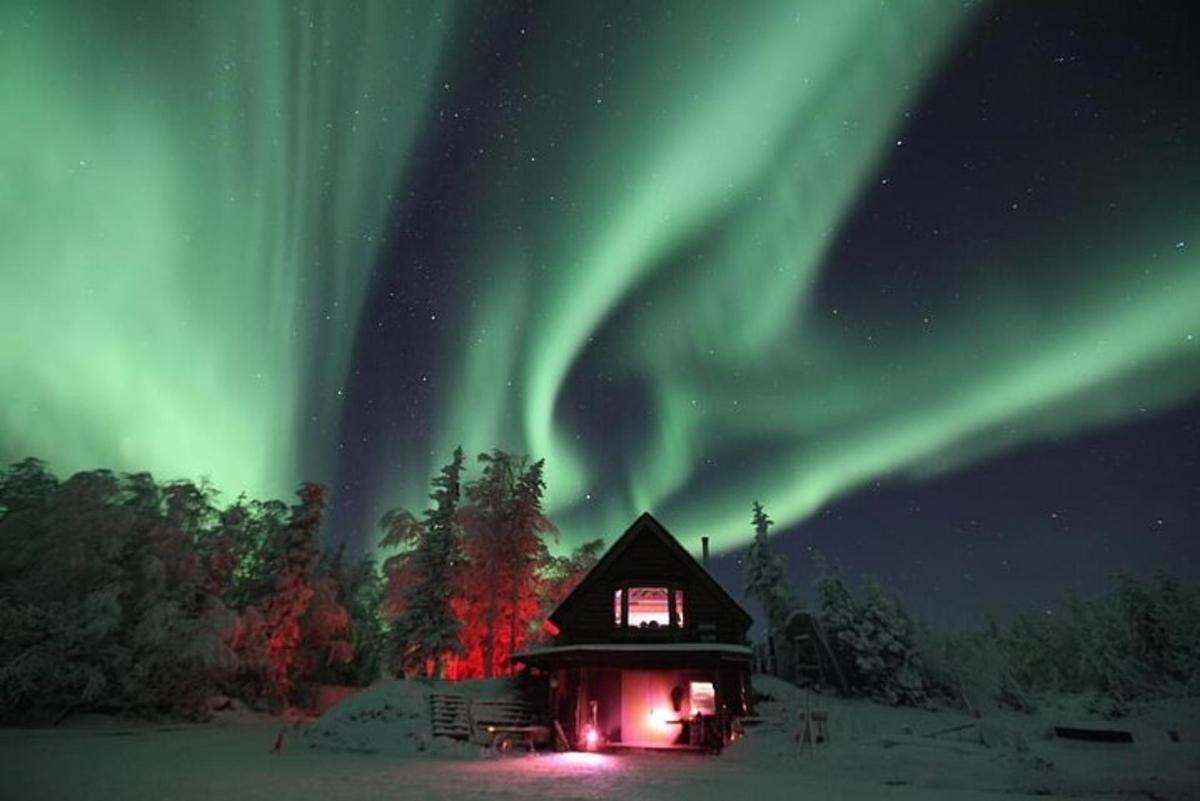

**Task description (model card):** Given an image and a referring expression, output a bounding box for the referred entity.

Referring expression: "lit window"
[628,587,670,628]
[613,588,624,625]
[689,682,715,716]
[674,589,684,627]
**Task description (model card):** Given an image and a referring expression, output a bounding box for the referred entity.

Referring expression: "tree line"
[743,500,1200,711]
[0,452,599,724]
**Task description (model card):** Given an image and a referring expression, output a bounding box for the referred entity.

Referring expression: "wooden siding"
[555,523,748,645]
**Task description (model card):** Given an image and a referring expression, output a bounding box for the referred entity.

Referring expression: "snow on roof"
[513,642,753,660]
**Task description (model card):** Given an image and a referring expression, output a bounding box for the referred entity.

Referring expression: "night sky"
[2,1,1197,626]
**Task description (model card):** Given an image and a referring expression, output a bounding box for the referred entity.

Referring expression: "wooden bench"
[481,724,552,753]
[470,699,550,751]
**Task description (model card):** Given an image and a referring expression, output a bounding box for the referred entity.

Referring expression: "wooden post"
[554,720,571,751]
[797,689,815,756]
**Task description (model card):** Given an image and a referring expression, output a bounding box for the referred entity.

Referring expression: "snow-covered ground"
[3,676,1197,800]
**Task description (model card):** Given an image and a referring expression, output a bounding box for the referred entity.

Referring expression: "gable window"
[629,587,669,627]
[613,586,685,629]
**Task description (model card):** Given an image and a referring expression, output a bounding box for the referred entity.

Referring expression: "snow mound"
[302,677,521,758]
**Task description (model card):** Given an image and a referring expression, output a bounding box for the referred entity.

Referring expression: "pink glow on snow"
[553,751,616,769]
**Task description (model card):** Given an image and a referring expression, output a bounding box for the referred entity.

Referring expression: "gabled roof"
[549,511,753,631]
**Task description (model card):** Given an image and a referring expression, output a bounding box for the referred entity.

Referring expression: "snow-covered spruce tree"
[0,464,241,721]
[381,447,467,678]
[321,552,387,686]
[1001,573,1200,709]
[120,478,238,718]
[0,458,59,607]
[223,497,288,704]
[856,578,928,705]
[505,458,556,669]
[251,482,351,703]
[813,555,928,706]
[261,484,320,699]
[461,450,521,677]
[224,497,290,612]
[1146,570,1200,694]
[914,619,1029,713]
[0,457,58,526]
[744,501,796,633]
[0,591,123,723]
[1,458,365,719]
[2,468,142,720]
[812,553,858,682]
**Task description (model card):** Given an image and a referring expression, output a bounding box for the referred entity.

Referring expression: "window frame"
[613,584,686,631]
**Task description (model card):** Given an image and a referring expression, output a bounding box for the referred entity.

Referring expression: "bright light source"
[646,707,678,733]
[584,727,599,748]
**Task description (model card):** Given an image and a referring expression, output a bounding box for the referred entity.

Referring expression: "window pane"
[613,588,623,625]
[674,589,684,627]
[628,587,670,628]
[689,681,716,715]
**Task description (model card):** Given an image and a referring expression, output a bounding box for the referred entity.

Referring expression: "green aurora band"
[2,1,1197,554]
[1,0,450,499]
[433,1,1200,552]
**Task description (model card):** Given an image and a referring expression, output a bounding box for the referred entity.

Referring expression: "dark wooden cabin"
[514,512,753,751]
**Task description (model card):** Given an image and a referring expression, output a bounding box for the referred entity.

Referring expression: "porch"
[513,643,752,751]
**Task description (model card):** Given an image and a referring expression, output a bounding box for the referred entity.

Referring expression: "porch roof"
[512,642,752,670]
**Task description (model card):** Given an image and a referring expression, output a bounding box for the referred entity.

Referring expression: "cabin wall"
[556,533,747,644]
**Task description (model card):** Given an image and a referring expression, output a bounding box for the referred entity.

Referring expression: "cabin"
[514,512,753,751]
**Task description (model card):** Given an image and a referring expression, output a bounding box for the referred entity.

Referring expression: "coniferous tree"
[257,482,326,701]
[197,501,241,601]
[0,458,366,721]
[504,459,556,670]
[454,451,560,677]
[812,555,929,705]
[0,458,58,596]
[225,497,288,611]
[744,501,796,632]
[540,538,604,611]
[535,538,604,642]
[124,478,236,717]
[0,457,58,519]
[461,450,520,677]
[325,553,387,686]
[381,447,467,678]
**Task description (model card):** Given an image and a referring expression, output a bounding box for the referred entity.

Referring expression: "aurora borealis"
[2,1,1197,615]
[1,0,449,500]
